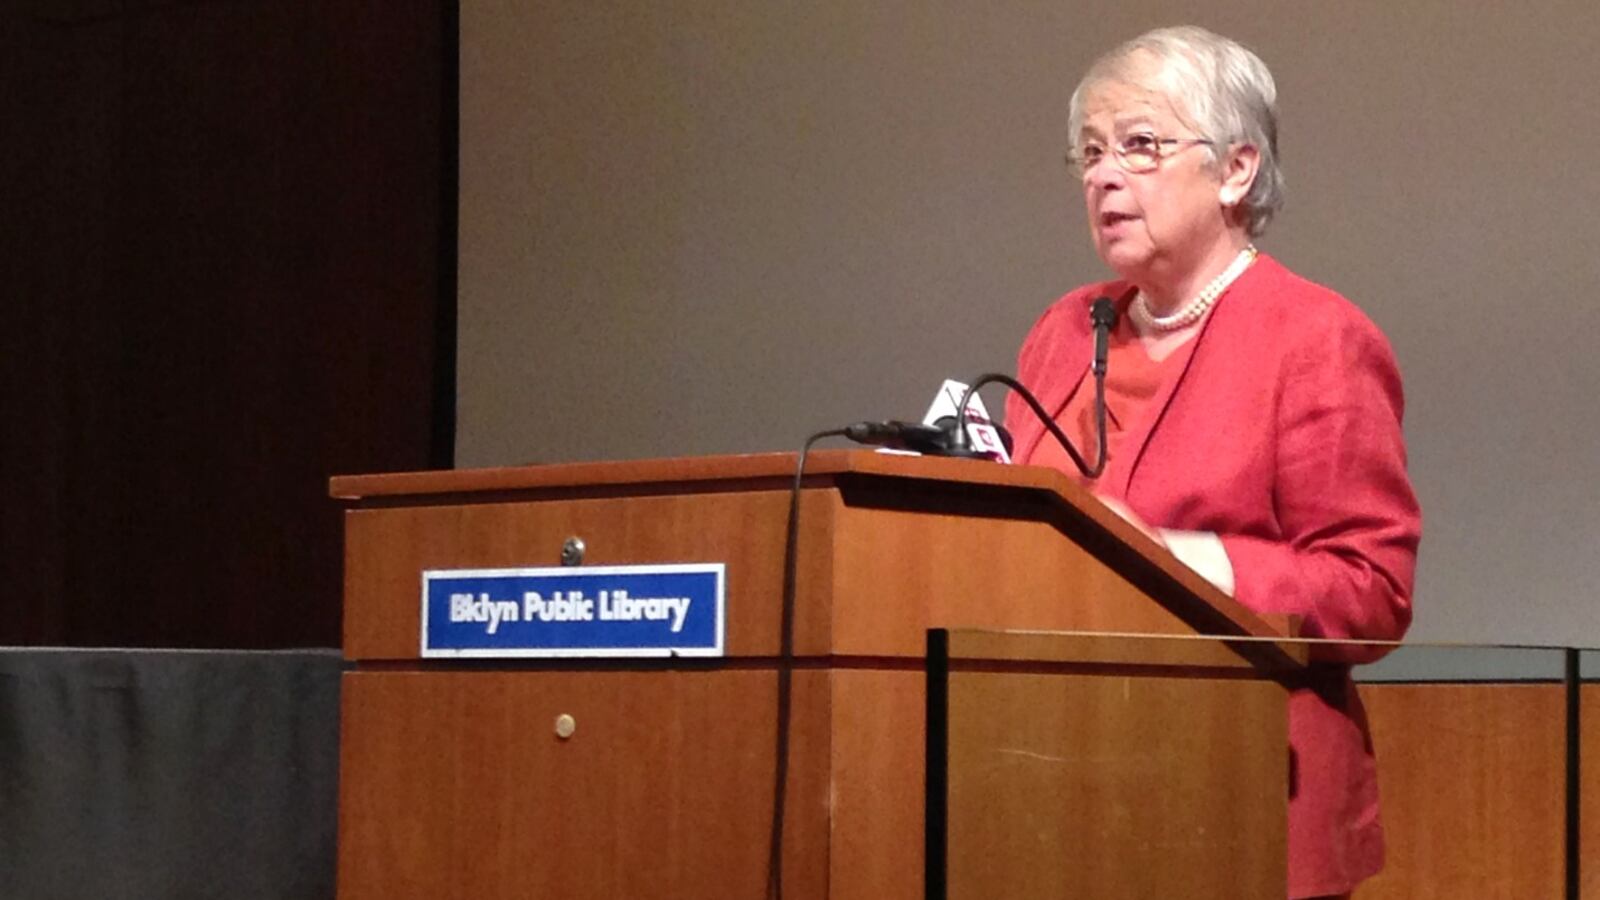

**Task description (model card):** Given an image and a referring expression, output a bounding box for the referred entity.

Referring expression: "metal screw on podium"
[554,714,577,739]
[561,536,585,566]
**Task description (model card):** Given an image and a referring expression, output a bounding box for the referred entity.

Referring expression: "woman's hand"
[1095,495,1166,547]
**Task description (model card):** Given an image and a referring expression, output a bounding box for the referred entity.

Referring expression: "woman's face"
[1077,82,1233,286]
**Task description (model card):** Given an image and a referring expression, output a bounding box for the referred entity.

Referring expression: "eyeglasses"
[1065,133,1214,178]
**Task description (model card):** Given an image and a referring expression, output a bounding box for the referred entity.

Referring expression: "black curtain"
[0,650,341,899]
[0,1,447,648]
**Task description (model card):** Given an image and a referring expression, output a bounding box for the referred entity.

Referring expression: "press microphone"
[842,417,1013,458]
[843,420,952,454]
[924,379,1010,461]
[928,416,1011,451]
[843,379,1014,460]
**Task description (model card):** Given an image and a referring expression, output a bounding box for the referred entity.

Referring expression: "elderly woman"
[1003,26,1422,900]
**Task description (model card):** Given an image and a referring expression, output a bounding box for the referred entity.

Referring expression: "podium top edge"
[329,449,1066,501]
[329,450,1289,641]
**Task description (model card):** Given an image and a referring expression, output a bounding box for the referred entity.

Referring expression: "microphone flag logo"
[922,379,1011,463]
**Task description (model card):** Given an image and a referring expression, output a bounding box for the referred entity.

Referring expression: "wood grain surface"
[1358,683,1566,899]
[338,668,832,899]
[944,665,1287,899]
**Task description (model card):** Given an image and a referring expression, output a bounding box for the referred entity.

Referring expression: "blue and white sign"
[421,564,726,658]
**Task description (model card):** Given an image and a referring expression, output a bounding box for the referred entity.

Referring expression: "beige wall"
[456,2,1600,646]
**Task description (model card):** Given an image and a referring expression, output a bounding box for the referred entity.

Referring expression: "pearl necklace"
[1129,245,1259,334]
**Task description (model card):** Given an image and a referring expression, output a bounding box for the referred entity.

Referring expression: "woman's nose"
[1086,157,1127,190]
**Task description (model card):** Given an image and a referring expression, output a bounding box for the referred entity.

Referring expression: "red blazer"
[1005,254,1422,898]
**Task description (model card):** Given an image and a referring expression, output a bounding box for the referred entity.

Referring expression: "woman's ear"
[1220,143,1261,207]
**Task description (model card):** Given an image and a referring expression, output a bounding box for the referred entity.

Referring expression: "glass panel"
[1582,648,1600,681]
[1355,641,1565,682]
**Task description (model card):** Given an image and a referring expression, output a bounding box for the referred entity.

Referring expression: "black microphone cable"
[768,408,1008,900]
[772,290,1120,892]
[767,426,849,900]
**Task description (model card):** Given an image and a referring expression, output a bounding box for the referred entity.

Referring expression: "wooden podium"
[330,451,1299,899]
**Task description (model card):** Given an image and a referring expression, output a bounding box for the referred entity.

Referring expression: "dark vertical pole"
[1566,647,1580,900]
[925,629,950,900]
[432,0,460,471]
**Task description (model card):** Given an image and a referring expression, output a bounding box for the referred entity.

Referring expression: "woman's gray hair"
[1068,26,1284,237]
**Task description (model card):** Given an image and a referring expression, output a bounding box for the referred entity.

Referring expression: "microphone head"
[1090,296,1118,329]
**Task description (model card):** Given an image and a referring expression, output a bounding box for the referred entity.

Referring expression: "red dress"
[1004,254,1421,899]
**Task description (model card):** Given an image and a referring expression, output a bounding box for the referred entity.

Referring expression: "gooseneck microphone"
[947,372,1102,474]
[1086,293,1120,475]
[948,289,1130,478]
[1091,295,1117,376]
